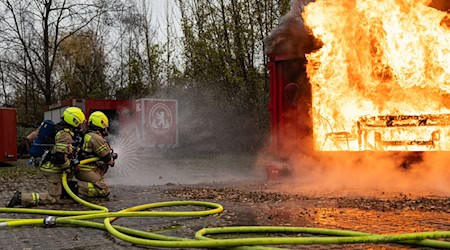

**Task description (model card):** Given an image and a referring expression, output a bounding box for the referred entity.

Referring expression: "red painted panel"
[138,99,178,147]
[268,56,313,156]
[84,99,132,117]
[0,108,17,162]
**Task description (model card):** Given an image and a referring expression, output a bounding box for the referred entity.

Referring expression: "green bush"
[17,125,38,158]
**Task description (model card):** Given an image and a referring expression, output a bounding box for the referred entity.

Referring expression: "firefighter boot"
[61,181,79,199]
[7,191,22,207]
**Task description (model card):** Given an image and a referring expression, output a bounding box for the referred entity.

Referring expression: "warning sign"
[149,103,173,135]
[135,99,178,147]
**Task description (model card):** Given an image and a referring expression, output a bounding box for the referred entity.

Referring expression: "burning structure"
[262,0,450,193]
[266,0,450,156]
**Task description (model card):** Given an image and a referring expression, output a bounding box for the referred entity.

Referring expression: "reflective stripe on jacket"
[80,131,111,171]
[40,129,74,173]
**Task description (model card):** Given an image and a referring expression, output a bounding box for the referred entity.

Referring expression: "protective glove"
[69,158,81,173]
[62,162,73,173]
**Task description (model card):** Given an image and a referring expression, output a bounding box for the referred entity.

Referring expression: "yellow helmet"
[63,107,86,127]
[88,111,109,129]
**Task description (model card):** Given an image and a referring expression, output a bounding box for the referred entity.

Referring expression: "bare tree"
[141,0,160,91]
[113,0,162,99]
[175,0,292,152]
[56,30,108,99]
[0,59,9,106]
[0,0,110,105]
[177,0,290,107]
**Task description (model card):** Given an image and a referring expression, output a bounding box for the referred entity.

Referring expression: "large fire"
[303,0,450,151]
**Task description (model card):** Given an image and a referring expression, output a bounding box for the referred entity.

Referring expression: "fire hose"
[0,158,449,249]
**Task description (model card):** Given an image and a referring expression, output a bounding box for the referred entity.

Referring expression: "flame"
[302,0,450,151]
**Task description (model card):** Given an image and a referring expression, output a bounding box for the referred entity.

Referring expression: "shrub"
[17,125,38,158]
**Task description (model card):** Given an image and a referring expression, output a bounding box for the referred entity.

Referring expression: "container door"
[0,109,17,162]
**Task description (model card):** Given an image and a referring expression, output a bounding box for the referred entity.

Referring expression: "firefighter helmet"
[88,111,109,129]
[63,107,86,128]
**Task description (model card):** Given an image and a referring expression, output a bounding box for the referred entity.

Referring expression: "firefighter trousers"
[75,167,110,198]
[21,172,62,207]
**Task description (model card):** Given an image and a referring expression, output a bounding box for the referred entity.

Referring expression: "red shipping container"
[135,99,178,147]
[267,55,312,156]
[43,99,133,136]
[44,99,132,125]
[0,108,17,162]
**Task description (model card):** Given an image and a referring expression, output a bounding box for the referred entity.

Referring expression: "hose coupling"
[44,216,57,227]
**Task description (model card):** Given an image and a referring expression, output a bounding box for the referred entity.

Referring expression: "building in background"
[44,98,178,148]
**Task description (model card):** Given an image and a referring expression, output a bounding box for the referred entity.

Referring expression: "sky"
[146,0,183,67]
[148,0,181,43]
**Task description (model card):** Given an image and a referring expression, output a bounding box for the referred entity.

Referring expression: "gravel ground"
[0,155,449,250]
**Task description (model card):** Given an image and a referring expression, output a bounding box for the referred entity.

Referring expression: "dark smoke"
[260,0,450,196]
[428,0,450,12]
[264,0,318,57]
[265,0,449,57]
[429,0,450,28]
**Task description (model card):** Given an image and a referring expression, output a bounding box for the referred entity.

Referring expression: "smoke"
[260,0,450,196]
[264,0,318,56]
[278,151,450,196]
[429,0,450,28]
[264,0,448,57]
[104,89,265,186]
[428,0,450,12]
[259,110,450,196]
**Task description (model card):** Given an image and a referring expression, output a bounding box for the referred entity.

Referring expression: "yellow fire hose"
[0,157,449,249]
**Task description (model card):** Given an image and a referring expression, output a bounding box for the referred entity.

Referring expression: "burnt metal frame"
[357,114,449,151]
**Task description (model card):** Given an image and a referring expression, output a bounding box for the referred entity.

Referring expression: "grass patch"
[0,160,41,180]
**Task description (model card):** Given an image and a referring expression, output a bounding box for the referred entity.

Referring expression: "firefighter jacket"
[80,131,113,171]
[40,128,75,173]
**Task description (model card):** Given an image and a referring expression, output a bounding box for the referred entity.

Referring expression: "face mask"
[101,128,109,137]
[73,126,82,134]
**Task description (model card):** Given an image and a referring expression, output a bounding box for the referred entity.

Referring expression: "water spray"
[108,134,143,176]
[0,158,449,249]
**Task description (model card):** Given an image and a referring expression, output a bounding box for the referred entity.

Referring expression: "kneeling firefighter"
[75,111,117,198]
[7,107,86,207]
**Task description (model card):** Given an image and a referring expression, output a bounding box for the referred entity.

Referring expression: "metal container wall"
[43,99,132,133]
[267,55,312,156]
[135,98,178,147]
[0,108,18,162]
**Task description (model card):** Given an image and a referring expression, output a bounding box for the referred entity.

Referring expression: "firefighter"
[75,111,117,198]
[7,107,86,207]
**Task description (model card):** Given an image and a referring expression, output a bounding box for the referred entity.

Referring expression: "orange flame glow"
[303,0,450,151]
